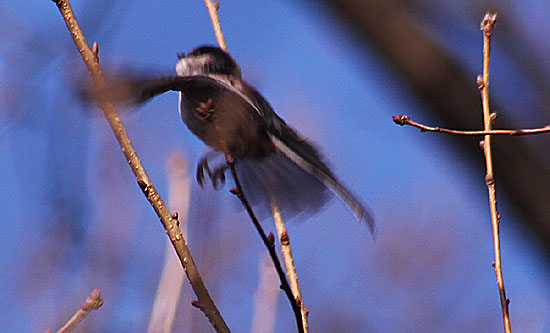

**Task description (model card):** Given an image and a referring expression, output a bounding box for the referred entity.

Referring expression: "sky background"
[1,0,549,332]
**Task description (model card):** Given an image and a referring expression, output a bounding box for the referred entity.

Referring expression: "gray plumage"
[99,46,375,234]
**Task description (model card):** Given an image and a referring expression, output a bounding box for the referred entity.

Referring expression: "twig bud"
[392,114,410,126]
[480,13,497,36]
[267,233,275,247]
[476,75,485,89]
[280,231,290,245]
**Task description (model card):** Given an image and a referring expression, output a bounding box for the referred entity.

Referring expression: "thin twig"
[56,289,103,333]
[211,119,304,332]
[51,1,229,332]
[227,161,303,332]
[393,114,550,136]
[203,0,227,51]
[270,201,309,333]
[479,13,511,333]
[203,1,305,331]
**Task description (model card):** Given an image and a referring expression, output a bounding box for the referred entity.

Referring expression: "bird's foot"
[196,155,228,190]
[194,98,215,120]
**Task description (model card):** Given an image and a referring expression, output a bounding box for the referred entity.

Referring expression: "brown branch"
[56,289,103,333]
[479,13,512,333]
[203,2,305,331]
[203,0,227,51]
[393,114,550,136]
[271,201,309,332]
[51,1,229,332]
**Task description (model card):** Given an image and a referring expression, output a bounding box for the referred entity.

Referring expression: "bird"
[97,46,374,234]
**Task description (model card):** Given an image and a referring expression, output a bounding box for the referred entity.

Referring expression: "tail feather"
[236,154,331,222]
[268,134,375,235]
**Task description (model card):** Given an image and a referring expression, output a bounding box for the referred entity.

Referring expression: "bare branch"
[211,118,304,332]
[56,289,103,333]
[392,11,514,332]
[479,12,512,333]
[392,114,550,136]
[203,0,227,51]
[51,1,229,331]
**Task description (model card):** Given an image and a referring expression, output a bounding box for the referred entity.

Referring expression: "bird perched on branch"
[96,46,374,234]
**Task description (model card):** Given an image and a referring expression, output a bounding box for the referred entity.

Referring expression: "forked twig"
[393,12,514,332]
[51,1,229,331]
[479,13,511,333]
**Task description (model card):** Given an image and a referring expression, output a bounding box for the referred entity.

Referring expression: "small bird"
[99,46,374,234]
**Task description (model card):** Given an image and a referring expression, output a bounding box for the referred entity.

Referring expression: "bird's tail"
[268,134,375,235]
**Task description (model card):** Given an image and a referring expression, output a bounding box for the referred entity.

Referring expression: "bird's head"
[176,46,242,78]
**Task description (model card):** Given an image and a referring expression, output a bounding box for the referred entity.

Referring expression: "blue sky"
[1,0,549,332]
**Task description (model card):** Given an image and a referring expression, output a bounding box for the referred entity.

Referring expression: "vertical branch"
[270,201,309,332]
[479,13,512,333]
[51,1,229,332]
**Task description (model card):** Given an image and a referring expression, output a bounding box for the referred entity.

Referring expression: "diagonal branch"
[211,119,305,332]
[203,0,227,51]
[56,289,103,333]
[51,1,229,332]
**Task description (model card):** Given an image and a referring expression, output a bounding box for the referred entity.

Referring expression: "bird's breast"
[178,91,275,159]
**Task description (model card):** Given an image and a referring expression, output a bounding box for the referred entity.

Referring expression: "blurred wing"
[92,75,198,105]
[250,88,376,233]
[236,154,332,222]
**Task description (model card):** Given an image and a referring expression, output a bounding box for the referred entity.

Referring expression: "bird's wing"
[93,75,222,105]
[96,74,375,233]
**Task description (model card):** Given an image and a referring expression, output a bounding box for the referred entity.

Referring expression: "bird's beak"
[177,52,187,59]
